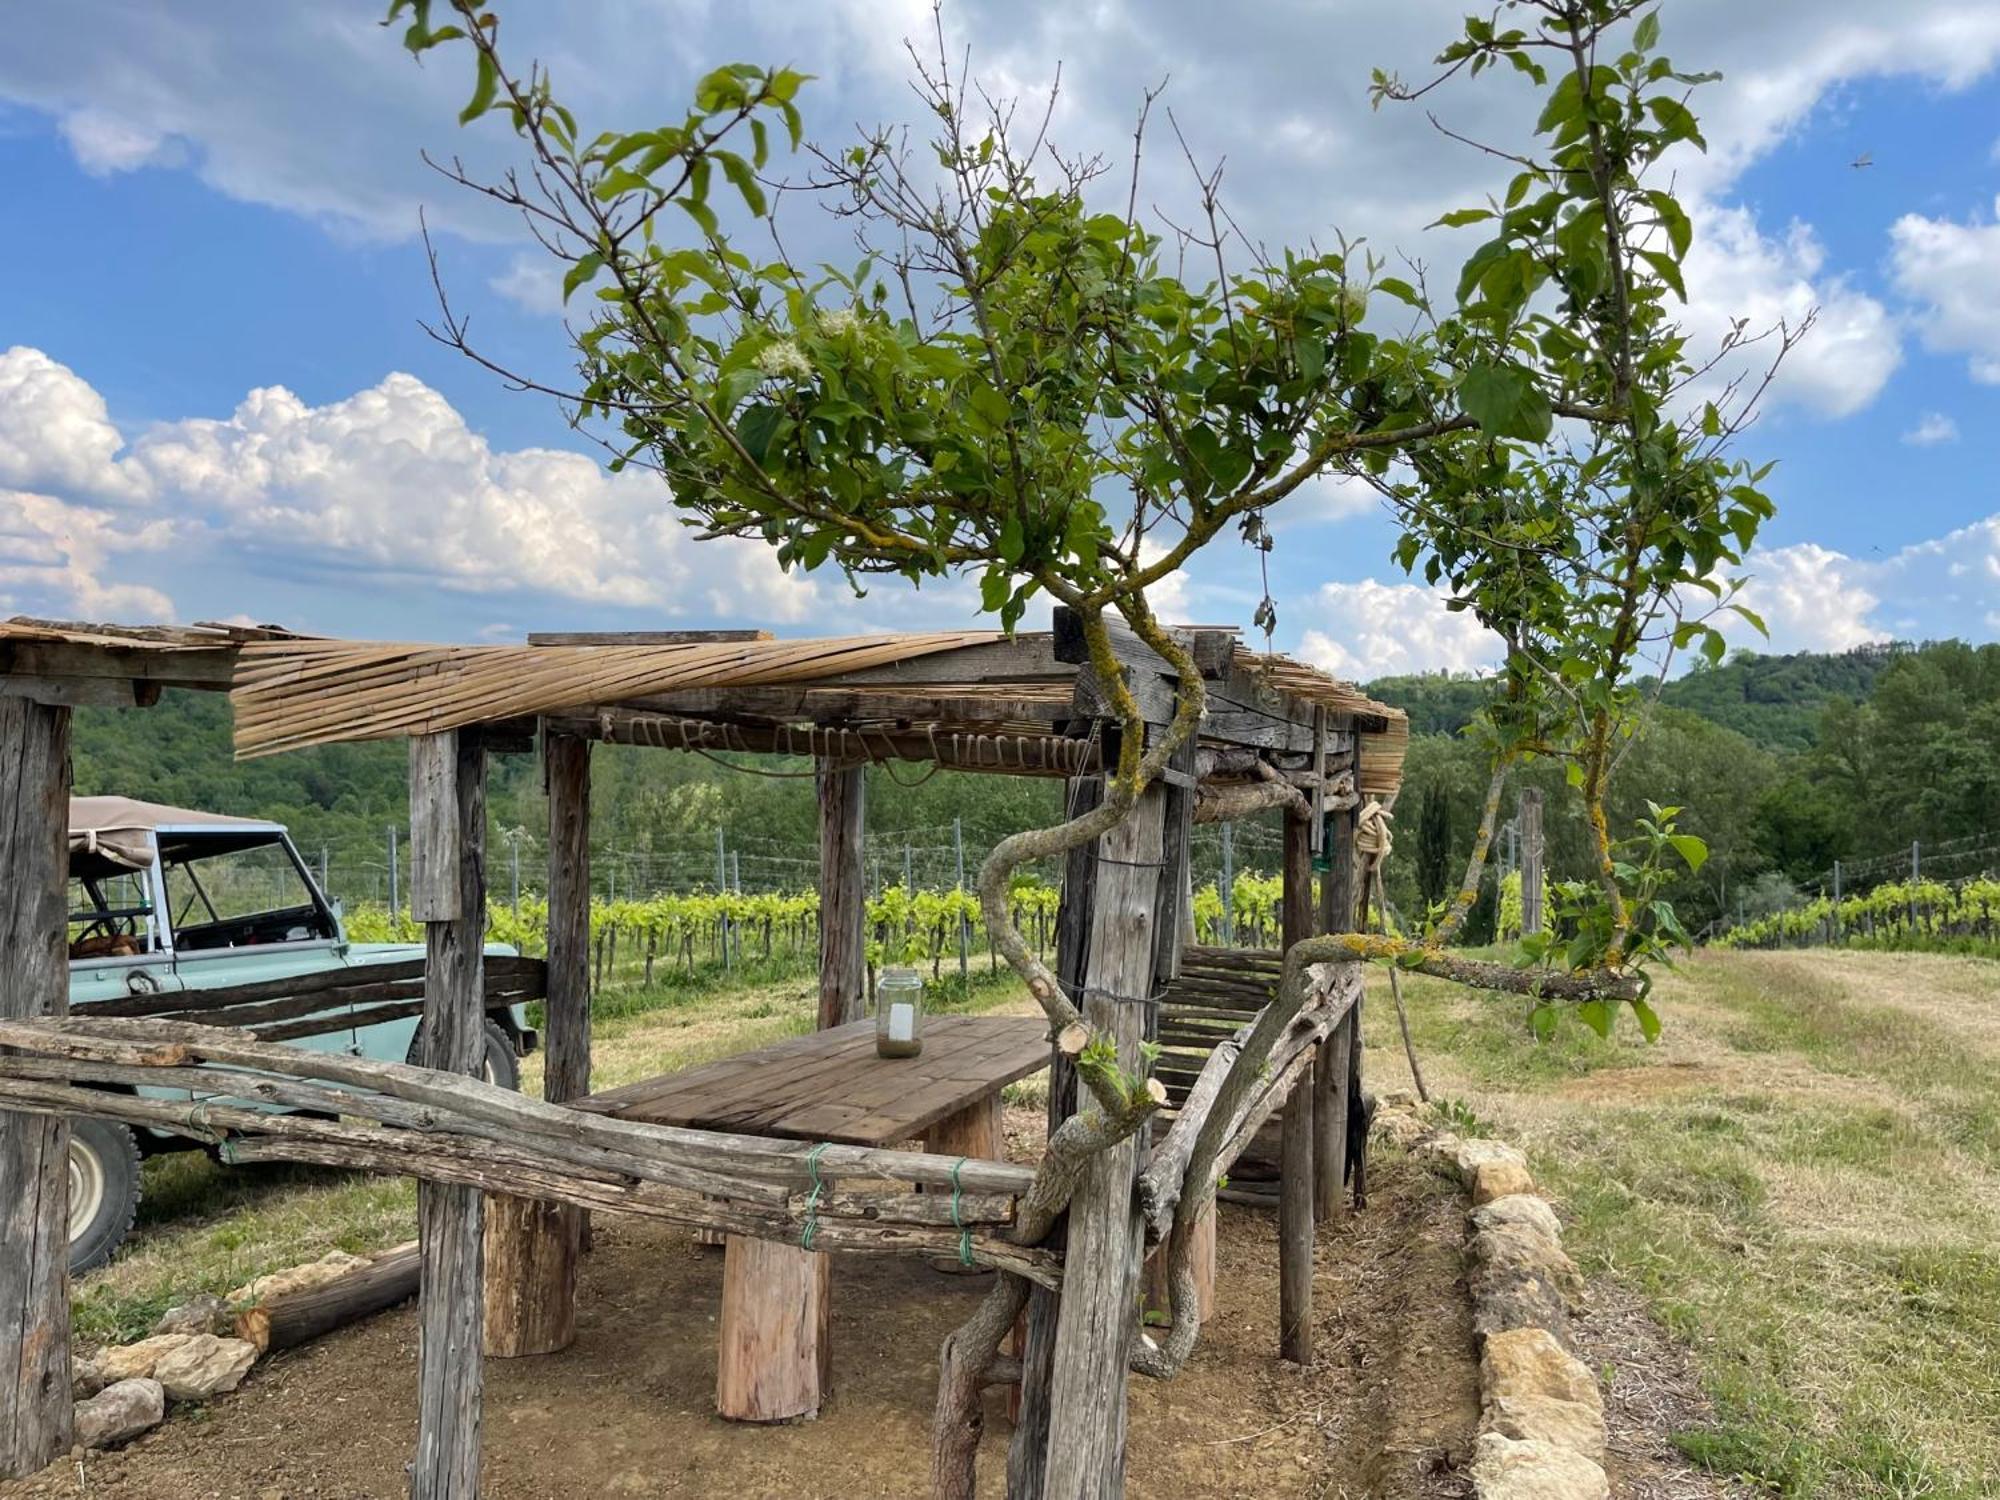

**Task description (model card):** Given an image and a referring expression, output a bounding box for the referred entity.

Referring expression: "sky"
[1,0,1997,680]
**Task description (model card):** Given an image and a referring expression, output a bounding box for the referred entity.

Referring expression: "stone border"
[1375,1094,1612,1500]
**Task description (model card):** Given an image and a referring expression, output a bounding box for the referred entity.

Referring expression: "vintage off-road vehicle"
[63,796,537,1272]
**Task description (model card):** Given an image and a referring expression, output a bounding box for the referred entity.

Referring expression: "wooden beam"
[1043,782,1168,1499]
[486,729,590,1359]
[1279,806,1316,1365]
[525,629,774,645]
[0,640,236,690]
[0,698,73,1477]
[1008,767,1100,1500]
[816,760,868,1030]
[409,732,486,1500]
[0,676,161,709]
[1317,804,1360,1223]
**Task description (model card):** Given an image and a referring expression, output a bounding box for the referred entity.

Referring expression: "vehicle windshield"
[160,834,336,952]
[67,869,159,959]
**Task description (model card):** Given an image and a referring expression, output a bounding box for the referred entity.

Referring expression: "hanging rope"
[948,1156,975,1267]
[1355,797,1429,1103]
[798,1141,831,1250]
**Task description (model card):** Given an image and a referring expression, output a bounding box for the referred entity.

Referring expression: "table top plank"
[580,1014,1050,1147]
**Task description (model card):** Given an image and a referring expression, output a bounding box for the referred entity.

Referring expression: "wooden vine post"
[1519,788,1545,937]
[485,729,590,1356]
[816,758,868,1029]
[1278,804,1316,1364]
[1316,804,1360,1221]
[1041,778,1171,1499]
[0,697,74,1478]
[409,731,489,1500]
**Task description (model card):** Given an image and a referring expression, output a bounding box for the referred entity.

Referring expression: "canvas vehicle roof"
[68,796,278,872]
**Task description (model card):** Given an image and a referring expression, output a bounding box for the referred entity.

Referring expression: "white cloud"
[1890,199,2000,382]
[488,255,566,316]
[57,107,179,174]
[1901,412,1959,446]
[0,347,150,503]
[0,350,819,628]
[1296,580,1503,679]
[1727,516,2000,653]
[0,489,176,619]
[1679,206,1899,418]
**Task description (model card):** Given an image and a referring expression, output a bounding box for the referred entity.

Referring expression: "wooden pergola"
[0,612,1406,1497]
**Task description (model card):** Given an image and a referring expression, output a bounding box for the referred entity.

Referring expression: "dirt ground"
[6,1112,1729,1500]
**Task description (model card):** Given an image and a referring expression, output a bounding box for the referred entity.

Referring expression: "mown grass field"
[73,947,2000,1498]
[1385,948,2000,1499]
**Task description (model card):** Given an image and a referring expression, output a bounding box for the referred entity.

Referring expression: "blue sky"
[2,1,1997,677]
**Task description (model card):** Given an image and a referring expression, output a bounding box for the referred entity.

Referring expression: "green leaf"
[1647,96,1706,149]
[1578,999,1613,1039]
[675,196,719,239]
[1529,1005,1558,1042]
[460,51,498,124]
[1633,10,1661,52]
[1458,362,1554,441]
[1430,207,1494,229]
[1666,833,1708,873]
[717,150,767,217]
[736,404,786,464]
[1630,996,1663,1044]
[561,252,603,302]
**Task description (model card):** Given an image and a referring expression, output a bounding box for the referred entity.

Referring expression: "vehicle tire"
[481,1020,521,1092]
[67,1116,142,1276]
[406,1020,520,1092]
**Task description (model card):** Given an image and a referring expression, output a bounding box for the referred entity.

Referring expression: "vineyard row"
[1714,875,2000,953]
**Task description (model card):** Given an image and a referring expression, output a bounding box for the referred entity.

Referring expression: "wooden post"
[485,730,589,1356]
[926,1094,1003,1274]
[1043,780,1168,1500]
[0,697,73,1477]
[817,760,867,1030]
[409,732,487,1500]
[1008,769,1101,1499]
[1519,788,1544,936]
[1316,803,1359,1223]
[1140,1198,1216,1327]
[1279,804,1315,1365]
[716,1235,831,1422]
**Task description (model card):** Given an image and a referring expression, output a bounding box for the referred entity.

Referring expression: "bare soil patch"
[6,1148,1485,1500]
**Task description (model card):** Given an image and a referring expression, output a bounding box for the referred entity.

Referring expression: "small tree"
[384,2,1796,1490]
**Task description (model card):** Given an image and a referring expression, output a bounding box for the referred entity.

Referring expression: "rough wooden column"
[409,732,487,1500]
[1008,769,1100,1498]
[716,1236,831,1421]
[485,730,590,1356]
[0,698,73,1478]
[1278,804,1316,1365]
[1316,803,1360,1222]
[817,759,868,1030]
[1043,780,1168,1500]
[925,1094,1003,1274]
[1519,787,1545,936]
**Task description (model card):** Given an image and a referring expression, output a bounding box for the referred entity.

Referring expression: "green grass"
[1377,949,2000,1498]
[73,962,1036,1348]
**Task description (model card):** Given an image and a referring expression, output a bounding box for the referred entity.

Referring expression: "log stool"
[716,1235,832,1422]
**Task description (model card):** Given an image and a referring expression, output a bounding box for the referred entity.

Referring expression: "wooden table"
[581,1015,1049,1422]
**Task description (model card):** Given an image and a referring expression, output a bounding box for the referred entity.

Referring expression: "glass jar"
[875,968,925,1058]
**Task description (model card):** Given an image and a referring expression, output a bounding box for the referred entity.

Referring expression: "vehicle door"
[160,828,359,1061]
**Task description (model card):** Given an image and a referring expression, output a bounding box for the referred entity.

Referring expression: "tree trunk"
[238,1244,420,1354]
[0,697,73,1479]
[1315,804,1359,1221]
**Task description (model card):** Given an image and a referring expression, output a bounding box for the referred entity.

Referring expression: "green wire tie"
[798,1142,830,1251]
[950,1156,974,1267]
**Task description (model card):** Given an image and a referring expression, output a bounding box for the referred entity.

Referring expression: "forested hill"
[1365,640,1918,750]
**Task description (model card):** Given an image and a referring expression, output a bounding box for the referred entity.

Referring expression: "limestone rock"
[1471,1160,1536,1204]
[228,1250,371,1307]
[71,1354,108,1401]
[95,1334,198,1384]
[1470,1193,1562,1242]
[1467,1221,1584,1349]
[73,1379,165,1450]
[153,1294,230,1338]
[151,1335,258,1402]
[1412,1131,1463,1167]
[1378,1089,1419,1110]
[1481,1328,1604,1459]
[1453,1138,1528,1183]
[1469,1432,1608,1500]
[1373,1107,1431,1150]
